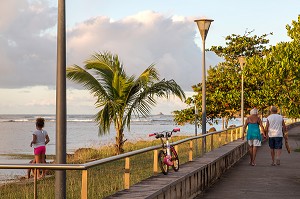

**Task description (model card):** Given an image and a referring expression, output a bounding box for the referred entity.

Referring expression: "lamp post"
[56,0,67,198]
[194,18,213,135]
[195,105,198,136]
[238,56,246,126]
[195,18,213,154]
[195,105,198,155]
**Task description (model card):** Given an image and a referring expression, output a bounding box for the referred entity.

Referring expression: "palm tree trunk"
[115,129,125,154]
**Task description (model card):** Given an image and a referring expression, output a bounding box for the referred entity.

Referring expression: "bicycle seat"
[155,134,164,139]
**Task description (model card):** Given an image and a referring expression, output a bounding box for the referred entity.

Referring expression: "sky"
[0,0,299,115]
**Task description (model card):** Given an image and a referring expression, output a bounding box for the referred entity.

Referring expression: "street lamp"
[195,105,198,136]
[195,104,198,155]
[238,56,246,126]
[194,18,213,135]
[56,0,67,198]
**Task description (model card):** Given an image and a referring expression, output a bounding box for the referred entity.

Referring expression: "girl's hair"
[36,117,45,128]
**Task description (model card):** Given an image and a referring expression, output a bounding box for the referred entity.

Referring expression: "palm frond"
[66,65,109,100]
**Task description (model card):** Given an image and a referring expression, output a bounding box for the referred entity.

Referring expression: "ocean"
[0,114,241,182]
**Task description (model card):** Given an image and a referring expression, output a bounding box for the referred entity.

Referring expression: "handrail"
[0,163,85,170]
[0,125,243,171]
[84,144,161,169]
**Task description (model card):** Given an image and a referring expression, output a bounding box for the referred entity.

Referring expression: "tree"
[243,15,300,118]
[261,15,300,118]
[174,31,271,128]
[174,16,300,127]
[209,31,272,116]
[67,51,186,154]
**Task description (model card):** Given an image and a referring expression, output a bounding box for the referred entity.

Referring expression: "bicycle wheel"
[158,150,169,175]
[170,146,179,172]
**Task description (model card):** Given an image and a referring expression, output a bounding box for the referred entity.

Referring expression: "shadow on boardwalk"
[195,125,300,199]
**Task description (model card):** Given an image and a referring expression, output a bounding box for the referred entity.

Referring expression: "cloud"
[0,0,57,88]
[0,2,220,90]
[67,10,220,91]
[0,2,221,116]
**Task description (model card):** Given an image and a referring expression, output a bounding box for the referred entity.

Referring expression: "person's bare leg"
[41,154,46,177]
[27,169,31,179]
[252,146,257,166]
[249,145,253,165]
[36,154,43,179]
[27,159,34,179]
[270,149,275,165]
[33,155,40,178]
[276,149,282,165]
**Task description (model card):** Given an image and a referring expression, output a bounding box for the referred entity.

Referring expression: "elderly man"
[265,106,287,166]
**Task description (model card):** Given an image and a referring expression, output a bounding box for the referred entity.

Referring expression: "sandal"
[276,159,280,165]
[271,163,276,166]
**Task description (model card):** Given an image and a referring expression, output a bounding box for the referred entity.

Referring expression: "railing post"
[34,169,38,199]
[189,141,193,161]
[201,137,205,156]
[175,145,179,156]
[153,150,158,175]
[204,136,207,153]
[230,130,233,142]
[226,130,228,144]
[235,128,238,140]
[81,170,88,199]
[124,157,130,189]
[240,127,243,138]
[211,134,214,151]
[218,132,222,147]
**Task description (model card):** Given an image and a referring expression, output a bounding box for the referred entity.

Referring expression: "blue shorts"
[268,137,283,149]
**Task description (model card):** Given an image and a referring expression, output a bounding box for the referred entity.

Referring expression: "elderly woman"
[242,108,266,166]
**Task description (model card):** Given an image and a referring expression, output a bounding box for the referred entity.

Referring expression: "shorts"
[268,137,283,149]
[34,146,46,155]
[248,139,261,146]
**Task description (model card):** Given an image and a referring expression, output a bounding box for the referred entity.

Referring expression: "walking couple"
[242,106,287,166]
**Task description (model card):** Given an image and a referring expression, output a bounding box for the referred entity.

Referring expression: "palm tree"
[67,51,186,154]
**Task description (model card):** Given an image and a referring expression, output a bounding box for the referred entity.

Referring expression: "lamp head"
[238,56,246,67]
[194,18,214,41]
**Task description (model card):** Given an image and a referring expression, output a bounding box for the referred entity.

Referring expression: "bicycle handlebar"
[173,128,180,132]
[148,128,180,137]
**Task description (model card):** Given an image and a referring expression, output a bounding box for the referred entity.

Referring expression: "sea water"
[0,114,241,182]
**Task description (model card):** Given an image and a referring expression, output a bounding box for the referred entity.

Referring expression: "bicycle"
[149,128,180,175]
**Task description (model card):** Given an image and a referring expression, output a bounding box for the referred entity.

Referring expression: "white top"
[267,114,283,137]
[32,130,48,148]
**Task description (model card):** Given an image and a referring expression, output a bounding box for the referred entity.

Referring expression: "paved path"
[195,125,300,199]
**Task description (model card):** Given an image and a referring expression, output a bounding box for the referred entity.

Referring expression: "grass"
[0,130,237,198]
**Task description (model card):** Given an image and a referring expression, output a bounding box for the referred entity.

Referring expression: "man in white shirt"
[265,106,287,166]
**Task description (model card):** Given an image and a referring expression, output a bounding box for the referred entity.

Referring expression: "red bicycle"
[149,128,180,175]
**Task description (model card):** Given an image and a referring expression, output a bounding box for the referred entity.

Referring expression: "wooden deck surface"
[195,124,300,199]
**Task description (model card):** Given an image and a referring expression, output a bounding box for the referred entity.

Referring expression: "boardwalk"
[195,125,300,199]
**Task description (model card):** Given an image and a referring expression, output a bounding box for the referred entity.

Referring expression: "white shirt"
[267,114,284,137]
[32,130,48,148]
